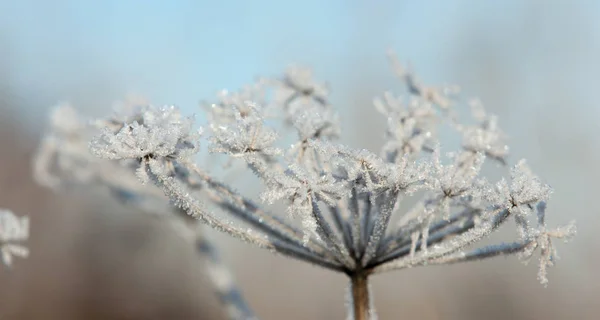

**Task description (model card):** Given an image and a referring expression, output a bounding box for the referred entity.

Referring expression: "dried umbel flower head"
[35,53,575,320]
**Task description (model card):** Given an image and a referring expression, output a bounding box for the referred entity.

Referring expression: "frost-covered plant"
[34,101,257,319]
[0,209,30,267]
[34,53,575,320]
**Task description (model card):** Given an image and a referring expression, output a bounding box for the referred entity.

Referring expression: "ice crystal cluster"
[0,209,29,267]
[34,53,575,319]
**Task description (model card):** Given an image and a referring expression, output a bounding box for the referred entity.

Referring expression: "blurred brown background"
[1,1,599,319]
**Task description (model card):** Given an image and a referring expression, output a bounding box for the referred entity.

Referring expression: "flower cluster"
[34,53,575,320]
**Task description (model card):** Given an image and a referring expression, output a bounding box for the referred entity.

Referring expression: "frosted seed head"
[208,102,281,159]
[461,104,509,162]
[291,107,340,141]
[90,106,200,162]
[509,160,553,206]
[35,53,577,297]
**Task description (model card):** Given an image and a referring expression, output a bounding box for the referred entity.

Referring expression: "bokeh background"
[1,0,599,319]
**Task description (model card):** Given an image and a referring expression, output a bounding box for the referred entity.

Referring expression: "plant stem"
[351,273,370,320]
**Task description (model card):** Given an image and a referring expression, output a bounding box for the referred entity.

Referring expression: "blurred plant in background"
[32,53,576,320]
[0,209,29,267]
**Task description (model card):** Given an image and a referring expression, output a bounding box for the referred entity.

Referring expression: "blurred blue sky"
[1,0,599,124]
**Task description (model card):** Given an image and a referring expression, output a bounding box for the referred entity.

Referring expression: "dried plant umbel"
[35,53,575,320]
